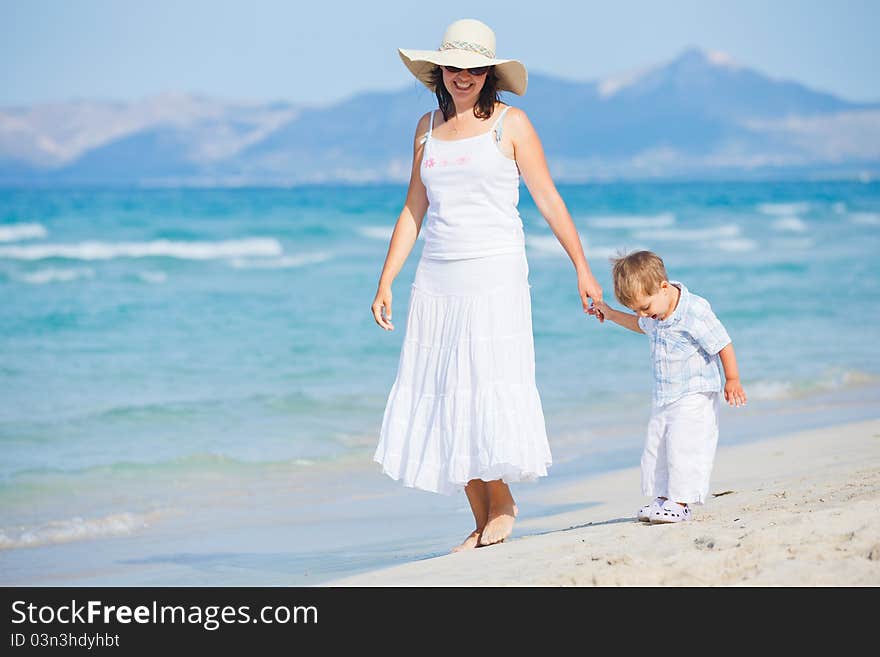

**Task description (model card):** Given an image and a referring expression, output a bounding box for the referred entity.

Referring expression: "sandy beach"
[330,418,880,586]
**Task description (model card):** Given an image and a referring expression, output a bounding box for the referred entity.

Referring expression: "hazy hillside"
[1,49,878,185]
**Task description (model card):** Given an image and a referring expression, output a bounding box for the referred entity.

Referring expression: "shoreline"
[329,418,880,586]
[2,398,879,586]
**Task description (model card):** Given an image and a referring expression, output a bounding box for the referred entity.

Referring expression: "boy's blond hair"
[611,250,669,308]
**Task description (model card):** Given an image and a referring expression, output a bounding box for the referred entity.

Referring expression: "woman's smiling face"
[441,66,488,102]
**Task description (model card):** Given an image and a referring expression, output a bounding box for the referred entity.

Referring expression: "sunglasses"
[443,65,490,76]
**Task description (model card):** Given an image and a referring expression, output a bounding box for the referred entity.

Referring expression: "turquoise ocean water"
[1,182,879,584]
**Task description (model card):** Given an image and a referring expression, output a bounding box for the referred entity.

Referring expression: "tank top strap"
[491,106,512,143]
[419,110,436,146]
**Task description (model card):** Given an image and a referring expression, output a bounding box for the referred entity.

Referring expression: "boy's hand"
[587,299,608,323]
[724,378,747,407]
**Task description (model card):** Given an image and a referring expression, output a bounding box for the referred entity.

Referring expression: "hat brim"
[398,48,528,95]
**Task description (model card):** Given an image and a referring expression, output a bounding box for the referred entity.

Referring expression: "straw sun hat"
[398,19,528,95]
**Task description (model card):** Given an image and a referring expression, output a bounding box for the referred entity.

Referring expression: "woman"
[371,19,602,551]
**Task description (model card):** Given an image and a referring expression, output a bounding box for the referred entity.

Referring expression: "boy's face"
[627,280,678,321]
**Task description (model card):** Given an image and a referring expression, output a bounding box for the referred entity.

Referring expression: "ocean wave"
[748,381,796,401]
[357,225,393,241]
[832,202,847,214]
[716,238,758,252]
[138,270,167,284]
[849,212,880,225]
[0,238,283,261]
[12,267,95,284]
[526,235,564,255]
[757,202,810,216]
[0,223,48,242]
[0,511,163,550]
[773,237,815,250]
[7,452,318,482]
[748,370,877,401]
[526,235,620,260]
[229,251,333,269]
[634,225,740,241]
[585,212,676,229]
[587,246,626,260]
[771,216,808,232]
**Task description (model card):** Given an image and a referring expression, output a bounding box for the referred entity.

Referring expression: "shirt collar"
[658,280,688,326]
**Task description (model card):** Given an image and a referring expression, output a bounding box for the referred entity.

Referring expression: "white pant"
[641,392,720,505]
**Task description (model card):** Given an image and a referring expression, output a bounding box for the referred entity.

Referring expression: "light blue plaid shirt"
[638,281,731,406]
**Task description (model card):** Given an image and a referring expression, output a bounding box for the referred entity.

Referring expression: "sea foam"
[758,202,810,216]
[716,238,758,252]
[526,235,620,260]
[585,213,675,229]
[634,225,741,241]
[748,380,795,401]
[0,511,162,550]
[357,226,394,241]
[13,267,96,284]
[0,238,283,261]
[0,223,48,242]
[773,237,815,250]
[526,235,564,255]
[138,270,168,284]
[632,224,756,253]
[772,216,808,232]
[748,370,876,401]
[229,251,333,269]
[849,212,880,226]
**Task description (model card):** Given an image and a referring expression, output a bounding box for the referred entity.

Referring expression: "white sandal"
[637,497,665,522]
[649,500,692,524]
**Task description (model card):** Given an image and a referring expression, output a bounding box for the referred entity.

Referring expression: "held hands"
[371,286,394,331]
[587,298,609,323]
[578,271,603,315]
[724,378,747,407]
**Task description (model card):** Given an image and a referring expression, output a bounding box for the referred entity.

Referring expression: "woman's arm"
[506,108,602,310]
[371,113,431,331]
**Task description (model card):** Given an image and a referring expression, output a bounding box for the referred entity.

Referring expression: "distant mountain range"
[2,48,878,185]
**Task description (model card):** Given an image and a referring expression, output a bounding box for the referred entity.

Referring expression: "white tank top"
[419,106,526,260]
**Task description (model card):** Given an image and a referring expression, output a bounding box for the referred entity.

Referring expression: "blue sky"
[2,0,878,106]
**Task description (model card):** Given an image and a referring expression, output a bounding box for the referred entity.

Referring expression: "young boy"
[590,250,746,523]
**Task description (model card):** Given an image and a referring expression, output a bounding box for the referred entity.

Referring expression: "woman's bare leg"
[451,479,490,552]
[479,480,518,546]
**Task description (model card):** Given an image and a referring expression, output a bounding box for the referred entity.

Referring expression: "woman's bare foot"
[479,480,518,546]
[452,479,490,553]
[479,503,517,545]
[451,529,482,553]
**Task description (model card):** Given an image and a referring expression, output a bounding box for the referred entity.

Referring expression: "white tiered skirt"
[374,250,551,495]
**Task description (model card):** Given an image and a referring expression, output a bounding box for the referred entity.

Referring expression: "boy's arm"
[591,300,644,334]
[719,343,747,406]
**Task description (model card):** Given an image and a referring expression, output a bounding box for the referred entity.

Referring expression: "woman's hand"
[578,270,603,314]
[371,285,394,331]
